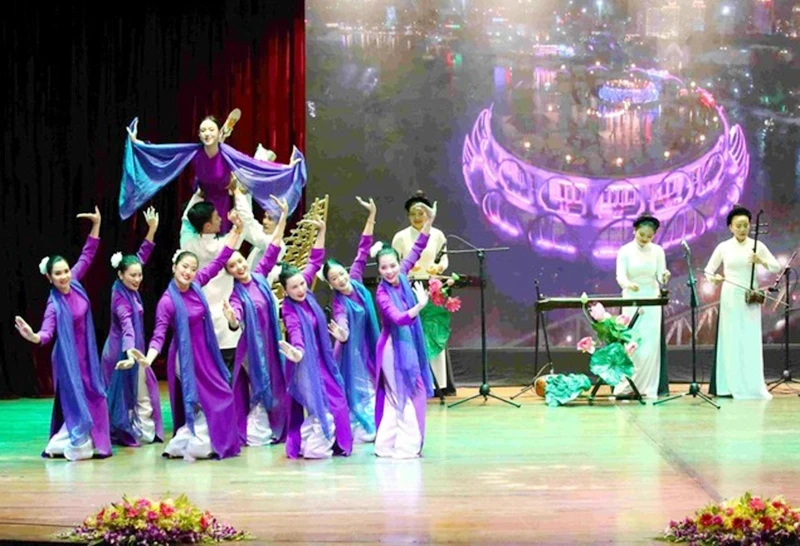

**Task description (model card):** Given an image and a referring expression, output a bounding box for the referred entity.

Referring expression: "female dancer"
[120,115,306,230]
[391,191,454,396]
[614,214,670,399]
[374,201,436,458]
[140,211,244,461]
[278,219,354,459]
[222,196,290,446]
[323,197,380,443]
[705,205,781,399]
[14,207,111,460]
[101,207,164,446]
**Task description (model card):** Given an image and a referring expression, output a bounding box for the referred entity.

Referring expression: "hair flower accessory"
[110,252,123,269]
[38,257,49,276]
[369,241,384,259]
[171,249,183,264]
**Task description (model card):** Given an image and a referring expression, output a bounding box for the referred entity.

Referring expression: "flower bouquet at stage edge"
[55,494,251,545]
[419,274,462,360]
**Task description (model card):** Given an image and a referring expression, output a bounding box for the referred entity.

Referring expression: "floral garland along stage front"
[56,494,251,545]
[660,492,800,545]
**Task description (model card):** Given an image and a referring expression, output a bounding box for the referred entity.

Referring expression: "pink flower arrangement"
[444,297,461,312]
[576,300,640,388]
[428,274,461,313]
[589,302,611,322]
[55,494,250,545]
[661,492,800,544]
[576,336,596,354]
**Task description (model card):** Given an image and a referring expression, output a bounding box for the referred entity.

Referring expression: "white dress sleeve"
[756,241,781,274]
[616,244,631,291]
[704,242,724,281]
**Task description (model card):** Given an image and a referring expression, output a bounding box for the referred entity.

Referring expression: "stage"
[1,386,800,544]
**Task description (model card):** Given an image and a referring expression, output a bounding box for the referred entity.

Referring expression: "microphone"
[435,245,447,264]
[680,239,691,257]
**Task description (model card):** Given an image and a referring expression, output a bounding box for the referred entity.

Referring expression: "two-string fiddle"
[745,209,766,305]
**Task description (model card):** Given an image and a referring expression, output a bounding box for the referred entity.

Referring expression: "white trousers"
[45,424,96,461]
[247,403,273,446]
[163,411,212,462]
[299,412,335,459]
[351,391,377,444]
[375,336,422,459]
[134,365,156,443]
[430,350,447,392]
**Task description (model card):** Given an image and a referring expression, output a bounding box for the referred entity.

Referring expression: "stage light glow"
[461,72,750,262]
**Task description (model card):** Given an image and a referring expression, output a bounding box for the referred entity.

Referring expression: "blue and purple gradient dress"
[101,239,164,446]
[282,248,353,459]
[148,246,241,460]
[36,235,112,460]
[229,242,289,446]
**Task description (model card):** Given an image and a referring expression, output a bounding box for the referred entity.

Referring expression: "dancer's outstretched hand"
[143,207,159,230]
[77,206,101,225]
[356,196,377,216]
[127,118,139,143]
[14,316,40,344]
[412,281,429,307]
[279,340,303,363]
[328,320,347,343]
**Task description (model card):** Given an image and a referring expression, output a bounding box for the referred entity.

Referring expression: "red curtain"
[0,1,305,397]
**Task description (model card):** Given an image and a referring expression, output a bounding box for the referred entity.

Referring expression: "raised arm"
[137,207,159,266]
[402,232,430,276]
[233,187,272,252]
[299,218,326,286]
[349,234,374,283]
[71,207,101,281]
[255,195,289,277]
[401,201,436,275]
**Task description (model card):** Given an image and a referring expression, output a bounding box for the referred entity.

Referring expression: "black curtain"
[1,1,305,397]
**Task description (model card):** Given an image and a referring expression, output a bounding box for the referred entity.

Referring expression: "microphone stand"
[767,252,799,392]
[511,280,555,399]
[654,244,720,409]
[446,235,520,408]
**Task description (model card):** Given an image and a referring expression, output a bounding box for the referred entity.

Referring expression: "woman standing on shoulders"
[705,205,780,400]
[614,214,670,400]
[15,207,111,460]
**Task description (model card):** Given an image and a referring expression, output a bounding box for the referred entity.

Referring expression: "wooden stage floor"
[1,385,800,544]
